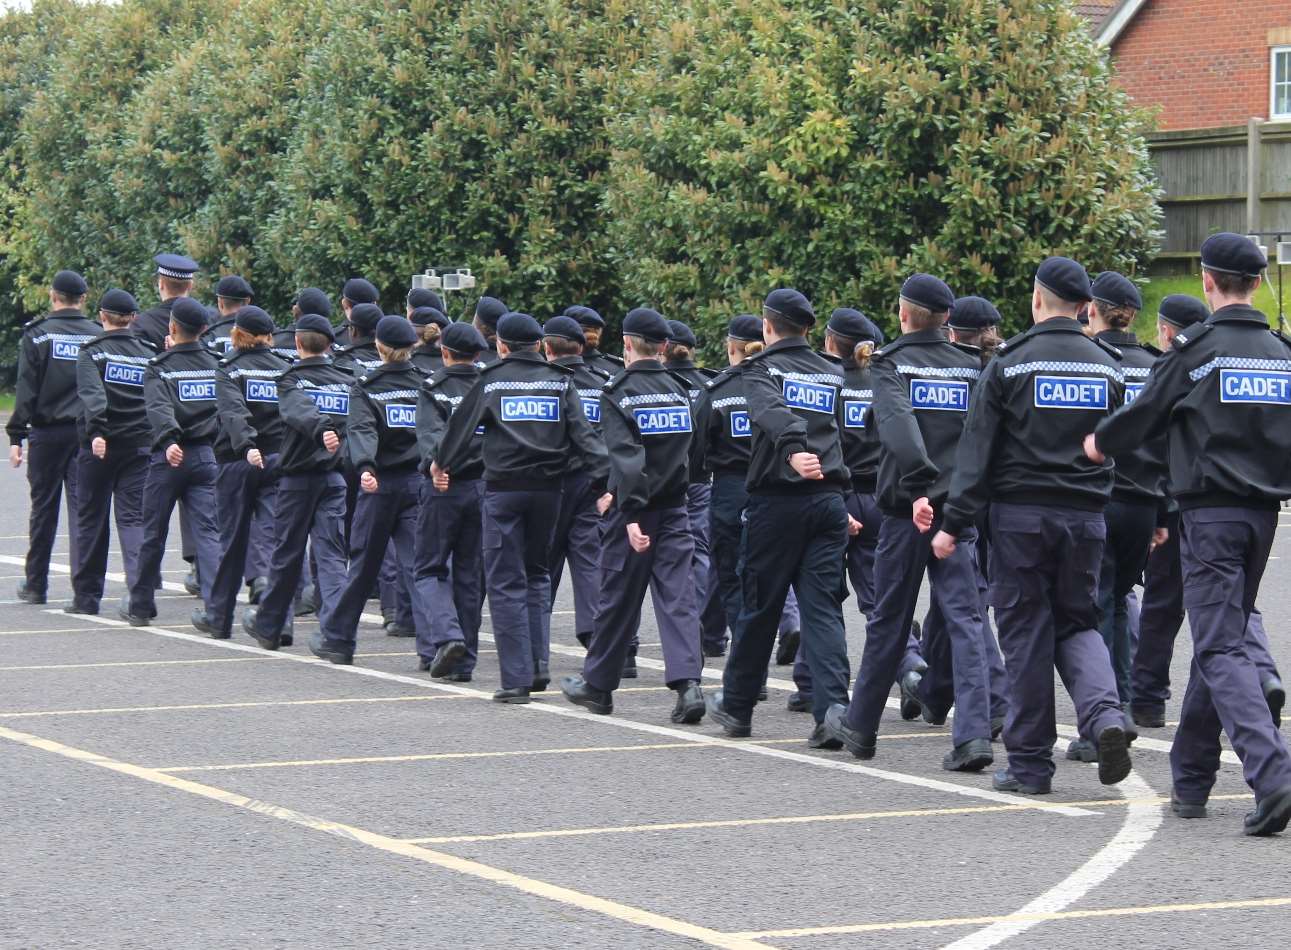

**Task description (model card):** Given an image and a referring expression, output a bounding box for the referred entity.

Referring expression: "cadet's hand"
[246,448,264,469]
[846,514,862,537]
[430,462,450,492]
[1151,526,1169,551]
[361,471,378,493]
[165,444,184,467]
[931,530,957,560]
[164,334,174,350]
[789,452,823,480]
[627,522,651,552]
[92,437,107,459]
[322,430,340,453]
[9,445,22,468]
[1083,433,1105,464]
[597,493,613,515]
[912,497,935,533]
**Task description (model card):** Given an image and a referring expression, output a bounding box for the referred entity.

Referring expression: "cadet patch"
[1125,382,1145,404]
[843,400,870,428]
[384,403,416,428]
[1218,369,1291,405]
[105,361,145,387]
[52,340,81,361]
[634,405,692,435]
[245,378,278,403]
[782,378,835,414]
[501,395,560,423]
[581,397,601,423]
[178,379,217,402]
[308,390,350,416]
[1033,375,1108,410]
[909,379,969,412]
[729,409,751,438]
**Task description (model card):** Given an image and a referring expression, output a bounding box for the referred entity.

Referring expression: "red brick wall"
[1110,0,1291,130]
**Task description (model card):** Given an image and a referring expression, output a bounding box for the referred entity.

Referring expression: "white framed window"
[1274,46,1291,120]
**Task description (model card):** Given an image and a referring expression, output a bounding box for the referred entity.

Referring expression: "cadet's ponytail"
[744,340,764,358]
[230,326,272,351]
[417,323,442,347]
[854,340,875,367]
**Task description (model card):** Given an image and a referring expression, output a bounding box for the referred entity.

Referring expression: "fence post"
[1247,117,1262,233]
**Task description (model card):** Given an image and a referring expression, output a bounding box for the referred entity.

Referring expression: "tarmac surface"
[1,457,1289,949]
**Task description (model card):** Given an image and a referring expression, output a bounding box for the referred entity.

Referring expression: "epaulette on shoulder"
[706,365,742,390]
[22,317,43,331]
[1092,336,1123,360]
[1142,342,1163,356]
[995,330,1032,355]
[1172,323,1213,350]
[603,369,633,392]
[697,366,719,379]
[951,341,982,357]
[1272,328,1291,352]
[600,352,625,366]
[479,359,508,374]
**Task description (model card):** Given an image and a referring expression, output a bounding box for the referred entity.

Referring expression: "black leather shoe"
[807,723,844,750]
[443,672,473,683]
[898,670,923,721]
[532,661,551,693]
[279,623,294,647]
[241,606,280,651]
[116,596,150,627]
[429,640,467,678]
[990,716,1004,740]
[64,601,99,616]
[1066,738,1098,762]
[1130,703,1166,729]
[705,690,751,738]
[308,632,352,665]
[823,703,875,759]
[1170,789,1207,819]
[1263,677,1286,729]
[757,687,768,702]
[16,581,46,605]
[622,655,638,679]
[775,629,800,666]
[247,576,268,605]
[384,621,415,638]
[1097,725,1132,786]
[943,738,994,772]
[671,680,705,724]
[183,566,200,596]
[560,676,612,714]
[703,642,728,659]
[786,691,813,713]
[493,687,531,704]
[992,769,1051,795]
[922,704,949,726]
[191,607,230,639]
[1244,784,1291,837]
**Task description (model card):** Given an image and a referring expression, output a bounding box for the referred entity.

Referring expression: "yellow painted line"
[730,895,1291,939]
[0,694,482,719]
[0,627,112,637]
[0,656,268,672]
[0,725,768,950]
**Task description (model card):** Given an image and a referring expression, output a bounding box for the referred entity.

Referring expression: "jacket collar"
[504,349,547,365]
[553,355,586,368]
[1028,316,1087,335]
[1094,329,1141,346]
[626,358,667,373]
[443,363,479,377]
[763,336,811,354]
[1208,304,1269,326]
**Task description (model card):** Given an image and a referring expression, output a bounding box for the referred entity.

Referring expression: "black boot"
[822,703,875,759]
[191,607,230,639]
[429,640,467,678]
[560,676,613,714]
[670,681,705,724]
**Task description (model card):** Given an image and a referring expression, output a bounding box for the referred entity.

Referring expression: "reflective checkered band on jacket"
[1002,361,1123,382]
[483,379,568,394]
[710,396,747,409]
[227,368,281,380]
[840,388,874,399]
[895,365,980,379]
[159,368,217,380]
[1122,366,1152,378]
[369,388,421,401]
[91,352,150,364]
[618,392,689,409]
[1188,356,1291,383]
[766,367,843,385]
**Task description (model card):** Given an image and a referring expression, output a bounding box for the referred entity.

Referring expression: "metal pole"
[1247,117,1262,234]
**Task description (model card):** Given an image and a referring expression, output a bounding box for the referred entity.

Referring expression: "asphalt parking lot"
[1,456,1289,950]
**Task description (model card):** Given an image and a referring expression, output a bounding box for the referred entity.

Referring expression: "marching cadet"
[274,287,334,362]
[561,308,706,723]
[566,306,624,378]
[311,316,425,665]
[407,287,445,318]
[1088,234,1291,835]
[8,270,100,604]
[414,322,489,681]
[192,306,290,639]
[410,306,449,377]
[541,316,611,652]
[706,289,855,745]
[119,298,223,625]
[934,257,1132,795]
[472,295,508,365]
[333,303,384,377]
[434,312,607,703]
[133,253,199,350]
[241,314,351,649]
[823,277,995,772]
[68,289,152,615]
[201,275,253,355]
[337,277,380,347]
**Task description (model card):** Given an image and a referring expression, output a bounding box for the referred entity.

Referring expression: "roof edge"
[1096,0,1148,47]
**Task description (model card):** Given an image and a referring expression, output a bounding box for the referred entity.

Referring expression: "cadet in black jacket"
[1089,234,1291,835]
[823,276,994,772]
[133,254,199,351]
[566,306,624,379]
[191,307,290,638]
[707,289,856,743]
[312,317,426,665]
[472,296,508,366]
[435,312,607,703]
[201,275,253,356]
[120,298,223,624]
[333,303,384,377]
[242,315,351,649]
[410,306,449,377]
[935,257,1132,795]
[336,277,380,349]
[541,316,611,652]
[7,270,100,604]
[69,289,152,615]
[561,308,706,723]
[414,323,489,682]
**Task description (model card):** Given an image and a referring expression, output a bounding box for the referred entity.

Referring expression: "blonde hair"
[376,341,412,363]
[416,323,442,346]
[736,339,763,358]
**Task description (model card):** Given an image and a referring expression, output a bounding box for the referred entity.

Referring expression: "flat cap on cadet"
[1035,256,1093,303]
[98,288,138,316]
[947,296,1002,331]
[1157,294,1210,329]
[900,274,954,313]
[763,288,815,327]
[348,302,384,335]
[565,305,605,329]
[342,277,379,304]
[215,275,253,300]
[52,270,88,296]
[666,320,697,348]
[828,307,884,343]
[441,322,488,355]
[727,314,763,342]
[294,313,335,342]
[294,287,332,318]
[410,306,449,328]
[1200,232,1267,277]
[407,287,444,311]
[497,312,543,345]
[376,315,417,348]
[475,295,509,329]
[171,297,209,331]
[542,315,586,345]
[155,253,198,280]
[234,305,274,336]
[1091,271,1142,311]
[622,307,670,343]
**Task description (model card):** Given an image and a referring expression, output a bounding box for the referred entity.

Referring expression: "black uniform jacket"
[346,362,424,477]
[1093,329,1167,515]
[828,353,882,493]
[698,363,754,476]
[1096,304,1291,511]
[554,354,610,476]
[202,317,237,357]
[276,355,352,474]
[600,359,693,514]
[133,298,177,351]
[417,363,484,480]
[333,338,382,378]
[75,328,156,448]
[143,341,222,451]
[214,346,290,462]
[583,347,623,379]
[941,316,1124,537]
[7,308,102,444]
[411,346,444,378]
[271,328,300,363]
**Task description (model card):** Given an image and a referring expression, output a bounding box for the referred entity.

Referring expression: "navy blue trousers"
[549,472,603,644]
[413,478,484,674]
[70,443,147,610]
[1097,498,1156,704]
[845,491,924,679]
[207,456,280,632]
[23,423,81,592]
